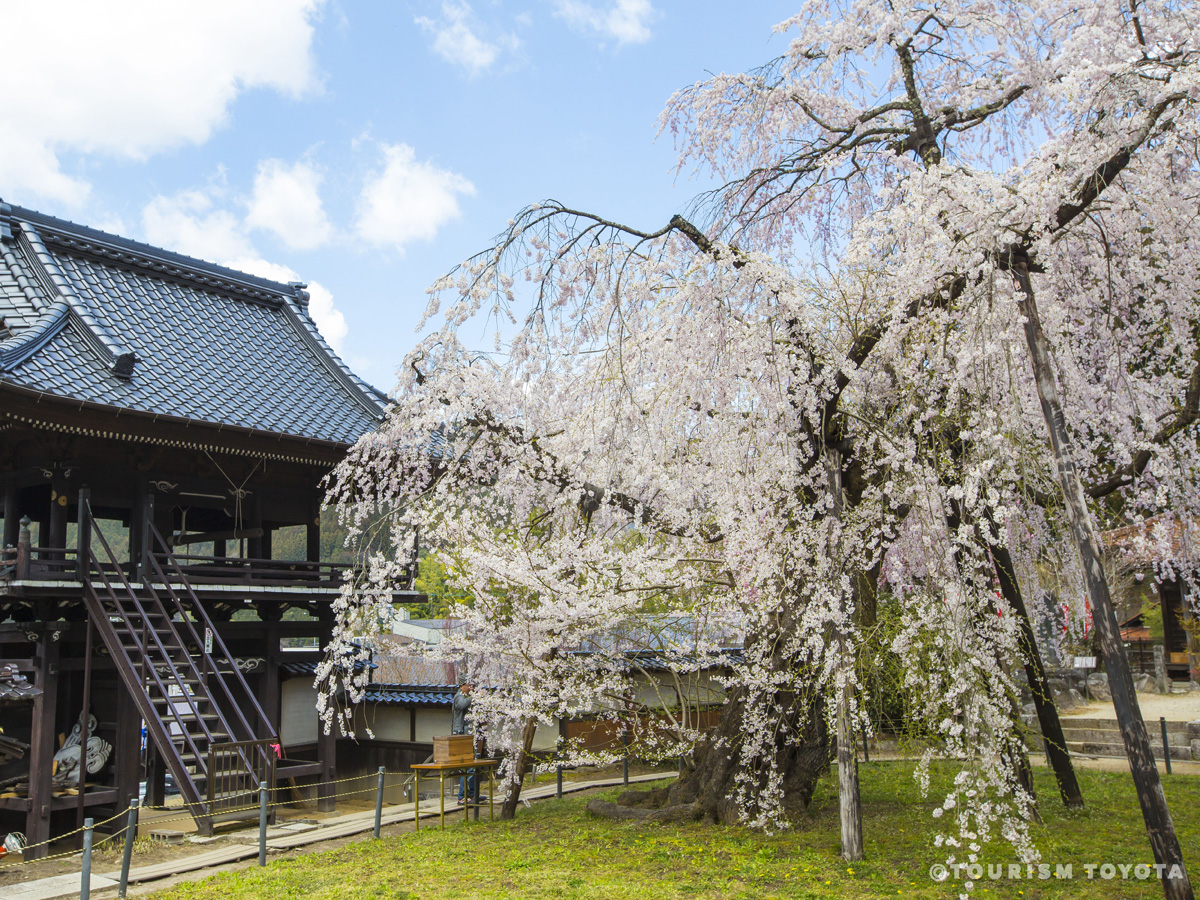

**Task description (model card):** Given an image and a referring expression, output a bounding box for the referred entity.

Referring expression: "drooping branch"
[1086,353,1200,497]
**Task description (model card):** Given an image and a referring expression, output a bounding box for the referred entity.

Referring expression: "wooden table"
[411,759,499,830]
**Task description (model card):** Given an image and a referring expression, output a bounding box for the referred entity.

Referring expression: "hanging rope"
[202,451,262,534]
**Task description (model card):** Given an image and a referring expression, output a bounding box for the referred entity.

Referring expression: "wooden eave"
[0,379,355,466]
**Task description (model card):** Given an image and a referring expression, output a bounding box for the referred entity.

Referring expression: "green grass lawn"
[147,762,1199,900]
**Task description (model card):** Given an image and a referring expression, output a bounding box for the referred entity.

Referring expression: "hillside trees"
[327,1,1200,892]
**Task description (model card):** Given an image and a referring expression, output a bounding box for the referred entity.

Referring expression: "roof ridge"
[18,224,136,378]
[0,299,70,371]
[8,203,291,307]
[279,285,388,423]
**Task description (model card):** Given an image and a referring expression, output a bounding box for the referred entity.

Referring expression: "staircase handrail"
[145,521,279,758]
[82,505,213,809]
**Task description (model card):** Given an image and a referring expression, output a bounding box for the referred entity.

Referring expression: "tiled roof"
[362,684,456,706]
[281,659,377,678]
[0,202,387,445]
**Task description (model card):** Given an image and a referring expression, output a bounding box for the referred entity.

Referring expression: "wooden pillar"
[114,677,142,815]
[263,616,282,734]
[75,617,94,832]
[47,469,68,552]
[306,502,321,563]
[316,620,336,811]
[2,478,19,549]
[129,479,147,576]
[247,496,263,560]
[145,742,165,808]
[25,630,60,859]
[261,525,273,561]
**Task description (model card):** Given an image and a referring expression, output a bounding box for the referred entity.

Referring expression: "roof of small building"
[0,201,387,446]
[1103,515,1200,568]
[362,684,456,706]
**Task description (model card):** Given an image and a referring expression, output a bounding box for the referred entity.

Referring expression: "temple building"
[0,202,413,853]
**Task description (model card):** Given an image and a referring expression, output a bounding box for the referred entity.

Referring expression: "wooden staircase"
[79,501,277,833]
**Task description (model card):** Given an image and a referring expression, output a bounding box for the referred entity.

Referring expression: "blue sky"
[2,1,798,389]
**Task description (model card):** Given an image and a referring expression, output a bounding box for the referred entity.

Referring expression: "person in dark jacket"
[452,682,476,803]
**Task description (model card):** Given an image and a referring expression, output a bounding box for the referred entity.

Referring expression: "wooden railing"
[153,552,354,586]
[208,739,277,817]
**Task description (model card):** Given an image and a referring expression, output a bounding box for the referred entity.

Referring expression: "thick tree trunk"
[1012,258,1192,900]
[588,683,829,824]
[836,689,864,858]
[991,539,1085,808]
[500,718,539,820]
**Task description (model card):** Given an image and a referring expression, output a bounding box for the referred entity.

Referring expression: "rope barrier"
[0,766,513,874]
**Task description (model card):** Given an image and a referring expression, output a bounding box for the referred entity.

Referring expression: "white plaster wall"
[415,707,452,741]
[280,678,319,747]
[356,706,411,742]
[532,719,560,752]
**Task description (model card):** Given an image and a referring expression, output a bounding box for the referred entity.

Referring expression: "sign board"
[1073,656,1096,669]
[204,627,213,654]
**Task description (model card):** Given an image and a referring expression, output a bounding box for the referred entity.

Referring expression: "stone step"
[1058,725,1190,743]
[1054,717,1192,731]
[1065,740,1192,761]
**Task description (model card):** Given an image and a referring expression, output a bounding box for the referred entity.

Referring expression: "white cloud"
[0,0,325,205]
[142,186,249,265]
[354,143,475,251]
[246,159,333,251]
[141,183,348,354]
[553,0,656,45]
[415,2,517,75]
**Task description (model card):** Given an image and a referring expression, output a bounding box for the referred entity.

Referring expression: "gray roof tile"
[0,204,387,444]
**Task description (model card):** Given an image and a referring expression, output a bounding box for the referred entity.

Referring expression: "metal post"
[556,760,563,799]
[80,817,95,900]
[374,767,385,838]
[258,783,269,866]
[1161,717,1173,775]
[118,799,139,899]
[622,731,630,786]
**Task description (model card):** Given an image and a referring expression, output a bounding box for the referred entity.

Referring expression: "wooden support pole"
[991,540,1084,808]
[1012,257,1192,899]
[26,629,60,860]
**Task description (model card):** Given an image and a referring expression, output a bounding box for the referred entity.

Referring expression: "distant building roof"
[281,658,376,678]
[364,634,458,684]
[1103,515,1200,568]
[362,683,456,706]
[0,201,387,448]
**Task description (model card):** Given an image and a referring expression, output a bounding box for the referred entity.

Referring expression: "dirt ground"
[1063,686,1200,721]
